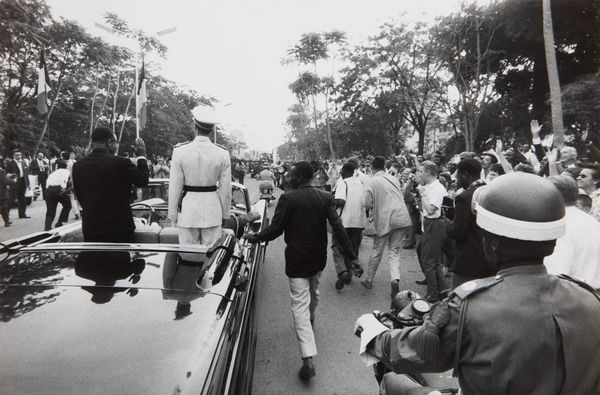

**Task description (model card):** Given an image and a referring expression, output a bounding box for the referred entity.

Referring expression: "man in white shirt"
[331,163,366,290]
[416,160,448,302]
[169,105,231,248]
[545,175,600,289]
[44,159,72,230]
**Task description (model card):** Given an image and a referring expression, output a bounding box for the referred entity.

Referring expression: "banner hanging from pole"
[36,50,51,115]
[136,58,147,133]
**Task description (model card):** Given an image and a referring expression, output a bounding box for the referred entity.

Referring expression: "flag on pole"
[36,50,51,115]
[136,60,147,130]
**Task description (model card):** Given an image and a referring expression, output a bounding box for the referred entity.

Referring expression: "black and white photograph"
[1,0,600,393]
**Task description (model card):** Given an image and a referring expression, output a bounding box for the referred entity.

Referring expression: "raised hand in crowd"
[530,120,543,140]
[135,138,147,157]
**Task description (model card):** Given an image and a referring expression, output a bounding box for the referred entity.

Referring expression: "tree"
[368,22,445,155]
[0,0,237,160]
[286,31,346,159]
[432,3,501,152]
[484,0,600,142]
[0,0,52,154]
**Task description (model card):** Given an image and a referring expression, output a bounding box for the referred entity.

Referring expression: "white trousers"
[178,225,222,248]
[288,271,322,358]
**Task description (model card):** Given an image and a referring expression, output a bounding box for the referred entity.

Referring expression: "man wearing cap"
[355,173,600,394]
[244,161,359,382]
[168,105,231,248]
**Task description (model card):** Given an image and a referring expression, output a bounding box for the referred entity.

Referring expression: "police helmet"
[474,173,565,241]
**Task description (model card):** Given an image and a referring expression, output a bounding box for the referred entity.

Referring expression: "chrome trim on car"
[21,242,209,254]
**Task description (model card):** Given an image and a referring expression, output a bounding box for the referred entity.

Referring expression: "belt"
[178,185,217,212]
[423,217,443,221]
[183,185,217,192]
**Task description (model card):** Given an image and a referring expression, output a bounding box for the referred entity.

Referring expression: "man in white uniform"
[168,105,231,248]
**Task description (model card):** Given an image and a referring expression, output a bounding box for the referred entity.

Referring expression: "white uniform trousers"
[288,271,322,358]
[178,225,222,248]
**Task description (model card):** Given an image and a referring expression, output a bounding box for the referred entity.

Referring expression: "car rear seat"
[132,225,161,243]
[58,222,84,242]
[159,227,179,244]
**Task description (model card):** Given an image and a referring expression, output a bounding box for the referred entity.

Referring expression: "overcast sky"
[47,0,470,151]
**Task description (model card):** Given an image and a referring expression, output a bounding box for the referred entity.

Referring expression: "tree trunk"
[111,70,121,134]
[542,0,565,148]
[89,64,100,136]
[310,93,320,149]
[417,127,425,155]
[94,76,112,129]
[324,88,335,159]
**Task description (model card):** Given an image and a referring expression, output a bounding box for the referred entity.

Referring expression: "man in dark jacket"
[244,161,358,381]
[0,158,10,226]
[73,127,149,242]
[446,159,495,288]
[29,152,49,200]
[6,149,30,219]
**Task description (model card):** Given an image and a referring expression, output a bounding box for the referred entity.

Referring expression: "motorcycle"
[355,290,460,395]
[259,181,275,205]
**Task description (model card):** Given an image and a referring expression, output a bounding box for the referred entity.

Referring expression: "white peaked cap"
[191,104,220,125]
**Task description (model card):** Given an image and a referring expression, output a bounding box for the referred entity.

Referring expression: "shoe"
[55,222,63,228]
[335,278,345,290]
[415,279,427,285]
[391,280,400,299]
[342,271,352,284]
[4,222,10,227]
[19,215,31,219]
[299,359,316,381]
[351,261,364,278]
[361,279,373,289]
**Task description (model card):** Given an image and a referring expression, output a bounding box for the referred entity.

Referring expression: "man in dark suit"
[29,152,50,200]
[73,127,149,242]
[244,161,358,381]
[0,157,11,226]
[6,149,30,219]
[446,158,495,287]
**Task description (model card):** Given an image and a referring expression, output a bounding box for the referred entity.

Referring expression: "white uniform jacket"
[168,136,231,227]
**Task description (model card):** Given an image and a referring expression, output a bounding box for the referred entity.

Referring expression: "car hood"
[0,250,237,394]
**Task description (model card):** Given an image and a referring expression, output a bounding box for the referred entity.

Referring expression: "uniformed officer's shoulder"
[214,143,228,152]
[449,275,503,301]
[557,274,600,302]
[173,141,192,150]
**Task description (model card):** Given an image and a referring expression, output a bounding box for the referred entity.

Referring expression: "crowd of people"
[3,110,600,391]
[244,118,600,385]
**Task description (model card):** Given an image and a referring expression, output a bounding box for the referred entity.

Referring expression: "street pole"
[135,63,140,139]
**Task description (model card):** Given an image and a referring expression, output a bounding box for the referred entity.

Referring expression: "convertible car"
[0,182,268,395]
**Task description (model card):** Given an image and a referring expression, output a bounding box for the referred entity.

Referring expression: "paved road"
[1,179,433,395]
[246,178,431,395]
[2,197,56,241]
